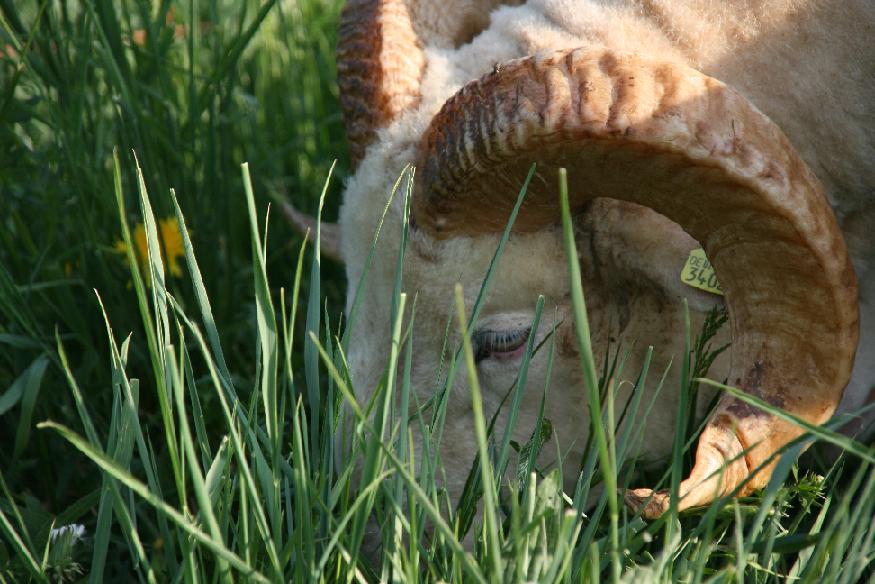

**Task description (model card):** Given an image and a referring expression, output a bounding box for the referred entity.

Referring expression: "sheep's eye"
[473,328,531,362]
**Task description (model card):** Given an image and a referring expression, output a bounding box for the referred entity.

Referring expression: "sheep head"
[333,0,860,518]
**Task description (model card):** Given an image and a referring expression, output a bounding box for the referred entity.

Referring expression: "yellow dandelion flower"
[113,217,186,286]
[159,218,185,277]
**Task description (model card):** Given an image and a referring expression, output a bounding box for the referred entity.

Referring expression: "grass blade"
[558,168,619,582]
[38,421,268,583]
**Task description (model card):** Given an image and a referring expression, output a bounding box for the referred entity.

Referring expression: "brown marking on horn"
[337,0,426,164]
[412,48,859,516]
[337,0,527,166]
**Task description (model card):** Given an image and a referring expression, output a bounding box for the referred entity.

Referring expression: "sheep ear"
[281,203,343,263]
[582,199,722,314]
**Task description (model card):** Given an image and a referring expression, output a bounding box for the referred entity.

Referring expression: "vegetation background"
[1,0,348,579]
[0,1,872,582]
[1,0,345,523]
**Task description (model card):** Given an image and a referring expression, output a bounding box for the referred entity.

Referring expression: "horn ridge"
[337,0,529,165]
[337,0,426,164]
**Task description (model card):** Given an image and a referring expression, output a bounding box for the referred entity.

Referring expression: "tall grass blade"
[454,284,502,579]
[558,167,619,582]
[56,335,157,584]
[668,300,692,544]
[9,354,48,458]
[304,160,336,454]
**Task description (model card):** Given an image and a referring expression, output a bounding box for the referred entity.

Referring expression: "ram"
[296,0,874,517]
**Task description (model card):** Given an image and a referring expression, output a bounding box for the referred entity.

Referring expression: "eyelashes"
[473,327,531,362]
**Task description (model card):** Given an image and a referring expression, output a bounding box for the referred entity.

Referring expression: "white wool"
[338,0,875,501]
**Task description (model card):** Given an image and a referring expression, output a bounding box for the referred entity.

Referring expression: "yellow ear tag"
[680,249,724,296]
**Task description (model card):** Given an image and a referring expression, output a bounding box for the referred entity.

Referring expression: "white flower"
[50,523,86,543]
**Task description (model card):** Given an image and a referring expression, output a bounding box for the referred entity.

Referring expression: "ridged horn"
[337,0,522,165]
[413,48,859,515]
[337,0,426,165]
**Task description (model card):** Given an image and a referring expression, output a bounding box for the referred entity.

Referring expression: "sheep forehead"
[408,227,571,309]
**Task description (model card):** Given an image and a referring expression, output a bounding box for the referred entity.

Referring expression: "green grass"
[1,1,874,582]
[0,0,346,543]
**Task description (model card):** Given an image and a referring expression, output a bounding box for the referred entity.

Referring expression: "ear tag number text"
[680,248,723,296]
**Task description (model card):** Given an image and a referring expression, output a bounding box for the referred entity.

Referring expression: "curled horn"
[337,0,517,165]
[336,0,426,165]
[413,48,859,516]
